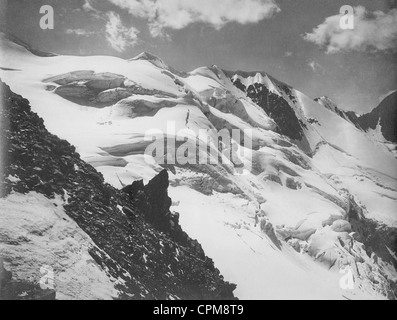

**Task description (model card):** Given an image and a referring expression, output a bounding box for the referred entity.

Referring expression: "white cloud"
[83,0,99,13]
[307,60,323,73]
[105,12,140,52]
[82,0,106,20]
[107,0,280,36]
[66,29,95,37]
[304,6,397,53]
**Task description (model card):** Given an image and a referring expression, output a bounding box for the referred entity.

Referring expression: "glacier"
[0,32,396,300]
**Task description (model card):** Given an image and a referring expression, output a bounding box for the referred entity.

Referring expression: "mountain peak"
[131,51,161,61]
[130,51,168,68]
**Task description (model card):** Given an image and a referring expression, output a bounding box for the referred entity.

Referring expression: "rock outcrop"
[230,76,305,141]
[122,171,207,259]
[357,91,397,143]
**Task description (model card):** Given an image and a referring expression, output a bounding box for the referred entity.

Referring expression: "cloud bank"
[304,6,397,53]
[77,0,280,52]
[108,0,280,37]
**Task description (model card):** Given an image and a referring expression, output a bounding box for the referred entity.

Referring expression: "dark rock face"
[347,197,397,269]
[122,171,207,260]
[0,81,236,300]
[357,91,397,143]
[344,111,361,127]
[123,172,172,232]
[232,78,305,141]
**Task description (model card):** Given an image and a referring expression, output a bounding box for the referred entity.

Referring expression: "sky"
[0,0,396,113]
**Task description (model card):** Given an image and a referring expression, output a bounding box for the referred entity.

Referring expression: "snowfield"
[1,32,396,300]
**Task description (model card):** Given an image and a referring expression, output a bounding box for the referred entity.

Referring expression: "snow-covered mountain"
[315,93,397,158]
[1,32,396,300]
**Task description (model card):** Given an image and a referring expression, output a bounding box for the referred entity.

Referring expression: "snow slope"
[1,32,396,299]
